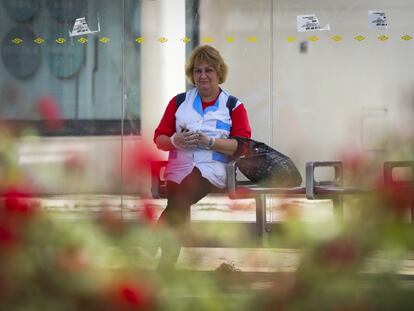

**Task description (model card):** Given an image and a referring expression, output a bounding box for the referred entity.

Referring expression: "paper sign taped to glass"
[297,14,330,32]
[69,16,100,37]
[368,11,388,30]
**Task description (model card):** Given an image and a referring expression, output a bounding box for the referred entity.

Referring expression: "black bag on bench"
[232,137,302,187]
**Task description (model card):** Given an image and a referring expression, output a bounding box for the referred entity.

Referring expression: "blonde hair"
[185,45,228,85]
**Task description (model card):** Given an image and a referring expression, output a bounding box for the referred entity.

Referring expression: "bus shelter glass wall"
[274,0,414,170]
[196,0,273,144]
[0,0,140,197]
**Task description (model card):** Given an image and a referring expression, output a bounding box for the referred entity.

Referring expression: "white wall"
[140,0,186,140]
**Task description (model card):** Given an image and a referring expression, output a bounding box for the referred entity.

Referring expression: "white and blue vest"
[164,88,241,188]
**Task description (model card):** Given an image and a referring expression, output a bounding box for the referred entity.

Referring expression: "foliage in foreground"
[1,102,414,310]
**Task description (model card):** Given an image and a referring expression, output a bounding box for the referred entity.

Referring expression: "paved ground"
[38,194,414,276]
[39,194,333,222]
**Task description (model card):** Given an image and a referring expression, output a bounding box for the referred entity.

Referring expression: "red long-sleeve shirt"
[154,94,252,142]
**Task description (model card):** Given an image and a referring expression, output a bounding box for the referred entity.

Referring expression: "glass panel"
[0,0,133,200]
[272,0,414,222]
[274,0,414,167]
[0,0,139,136]
[124,0,141,135]
[196,0,273,144]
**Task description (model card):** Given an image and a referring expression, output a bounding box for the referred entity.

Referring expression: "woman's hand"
[196,132,215,149]
[171,131,199,149]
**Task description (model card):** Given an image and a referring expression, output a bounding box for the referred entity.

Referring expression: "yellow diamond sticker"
[247,36,257,43]
[100,37,110,43]
[226,36,235,43]
[158,37,168,43]
[135,37,145,44]
[401,35,412,41]
[331,35,342,42]
[12,37,23,45]
[34,37,45,44]
[55,37,66,44]
[308,36,319,42]
[202,37,213,43]
[286,36,297,43]
[181,37,191,43]
[78,37,88,44]
[354,35,365,41]
[378,35,389,41]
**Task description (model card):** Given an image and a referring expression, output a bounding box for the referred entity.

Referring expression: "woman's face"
[193,61,220,99]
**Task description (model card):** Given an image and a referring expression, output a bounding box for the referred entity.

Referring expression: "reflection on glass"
[0,0,140,136]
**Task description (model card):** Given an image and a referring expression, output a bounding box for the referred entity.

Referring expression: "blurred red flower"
[121,285,144,306]
[337,150,367,174]
[109,280,155,310]
[1,186,39,219]
[139,201,157,224]
[36,95,63,131]
[376,180,413,217]
[0,225,16,249]
[123,139,161,183]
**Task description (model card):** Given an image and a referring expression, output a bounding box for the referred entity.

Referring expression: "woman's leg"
[157,167,219,269]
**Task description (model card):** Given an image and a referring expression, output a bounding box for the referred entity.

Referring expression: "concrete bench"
[151,160,414,246]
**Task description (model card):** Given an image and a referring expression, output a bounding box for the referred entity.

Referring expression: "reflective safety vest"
[164,88,241,188]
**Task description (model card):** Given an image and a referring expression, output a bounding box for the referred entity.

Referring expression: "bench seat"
[151,160,414,245]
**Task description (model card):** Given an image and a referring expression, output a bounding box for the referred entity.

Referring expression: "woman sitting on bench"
[153,45,252,270]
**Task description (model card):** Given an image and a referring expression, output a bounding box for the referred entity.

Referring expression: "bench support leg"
[255,194,269,246]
